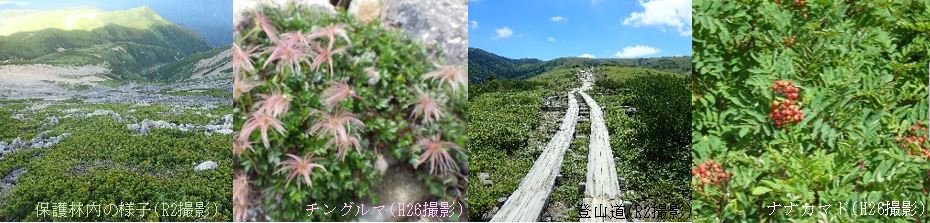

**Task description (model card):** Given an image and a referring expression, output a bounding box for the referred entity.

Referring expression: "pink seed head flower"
[308,109,365,160]
[320,81,356,108]
[233,173,250,221]
[254,90,291,118]
[263,32,310,75]
[307,23,351,49]
[413,136,462,176]
[232,43,259,75]
[252,11,279,42]
[422,65,467,93]
[241,112,286,149]
[310,41,346,77]
[233,132,253,157]
[233,72,257,101]
[274,153,326,189]
[411,91,444,124]
[233,172,250,204]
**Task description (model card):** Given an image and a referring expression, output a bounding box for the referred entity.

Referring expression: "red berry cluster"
[781,35,796,47]
[692,159,732,190]
[896,121,930,159]
[769,80,803,128]
[771,80,799,100]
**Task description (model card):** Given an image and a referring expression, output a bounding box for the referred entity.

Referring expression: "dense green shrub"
[0,102,232,221]
[693,0,930,221]
[593,67,691,220]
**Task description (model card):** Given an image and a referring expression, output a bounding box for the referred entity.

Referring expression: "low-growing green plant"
[0,101,233,221]
[232,4,466,221]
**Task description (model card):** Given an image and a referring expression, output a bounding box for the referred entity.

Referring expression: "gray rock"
[32,131,49,143]
[625,107,639,115]
[481,212,495,221]
[479,172,493,186]
[497,196,508,206]
[194,161,219,171]
[381,0,467,65]
[44,116,59,126]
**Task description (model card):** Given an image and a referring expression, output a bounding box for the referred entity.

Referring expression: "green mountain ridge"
[0,6,214,81]
[468,47,692,83]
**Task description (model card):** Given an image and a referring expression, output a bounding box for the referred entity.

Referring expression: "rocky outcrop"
[381,0,468,65]
[194,161,219,171]
[0,131,72,157]
[127,114,232,135]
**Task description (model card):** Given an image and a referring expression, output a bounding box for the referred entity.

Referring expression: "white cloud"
[548,37,556,42]
[622,0,692,36]
[470,21,479,29]
[579,53,596,58]
[0,1,26,6]
[614,45,661,58]
[550,16,566,23]
[495,27,513,39]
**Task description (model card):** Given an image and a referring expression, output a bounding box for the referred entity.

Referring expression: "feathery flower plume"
[233,173,250,221]
[307,23,351,49]
[233,133,253,157]
[253,12,278,42]
[233,71,257,100]
[308,109,365,160]
[254,91,291,118]
[413,136,462,175]
[310,41,346,77]
[263,32,309,75]
[422,65,467,92]
[241,112,286,149]
[320,81,356,108]
[274,153,326,189]
[411,91,444,124]
[233,43,259,75]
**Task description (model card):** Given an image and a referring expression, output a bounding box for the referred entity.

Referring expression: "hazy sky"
[468,0,692,60]
[0,0,233,46]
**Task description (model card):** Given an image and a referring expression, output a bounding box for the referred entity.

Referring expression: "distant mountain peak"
[0,6,171,36]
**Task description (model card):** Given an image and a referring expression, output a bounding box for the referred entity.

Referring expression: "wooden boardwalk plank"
[491,89,581,222]
[579,71,625,222]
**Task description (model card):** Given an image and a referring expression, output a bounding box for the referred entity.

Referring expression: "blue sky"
[468,0,692,60]
[0,0,232,46]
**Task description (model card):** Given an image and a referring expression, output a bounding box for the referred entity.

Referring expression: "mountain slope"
[468,47,692,83]
[144,46,231,81]
[0,7,212,80]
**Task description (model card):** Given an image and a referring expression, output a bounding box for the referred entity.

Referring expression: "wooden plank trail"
[491,88,581,222]
[579,70,625,222]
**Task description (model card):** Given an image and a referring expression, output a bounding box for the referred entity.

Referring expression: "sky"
[468,0,692,60]
[0,0,232,46]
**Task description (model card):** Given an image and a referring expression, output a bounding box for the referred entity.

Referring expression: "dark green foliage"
[593,67,691,220]
[693,0,930,221]
[468,47,692,83]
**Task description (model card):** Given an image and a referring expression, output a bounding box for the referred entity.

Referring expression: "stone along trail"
[577,70,624,222]
[491,87,581,221]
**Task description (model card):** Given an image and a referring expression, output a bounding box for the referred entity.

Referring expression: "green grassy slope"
[0,7,212,81]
